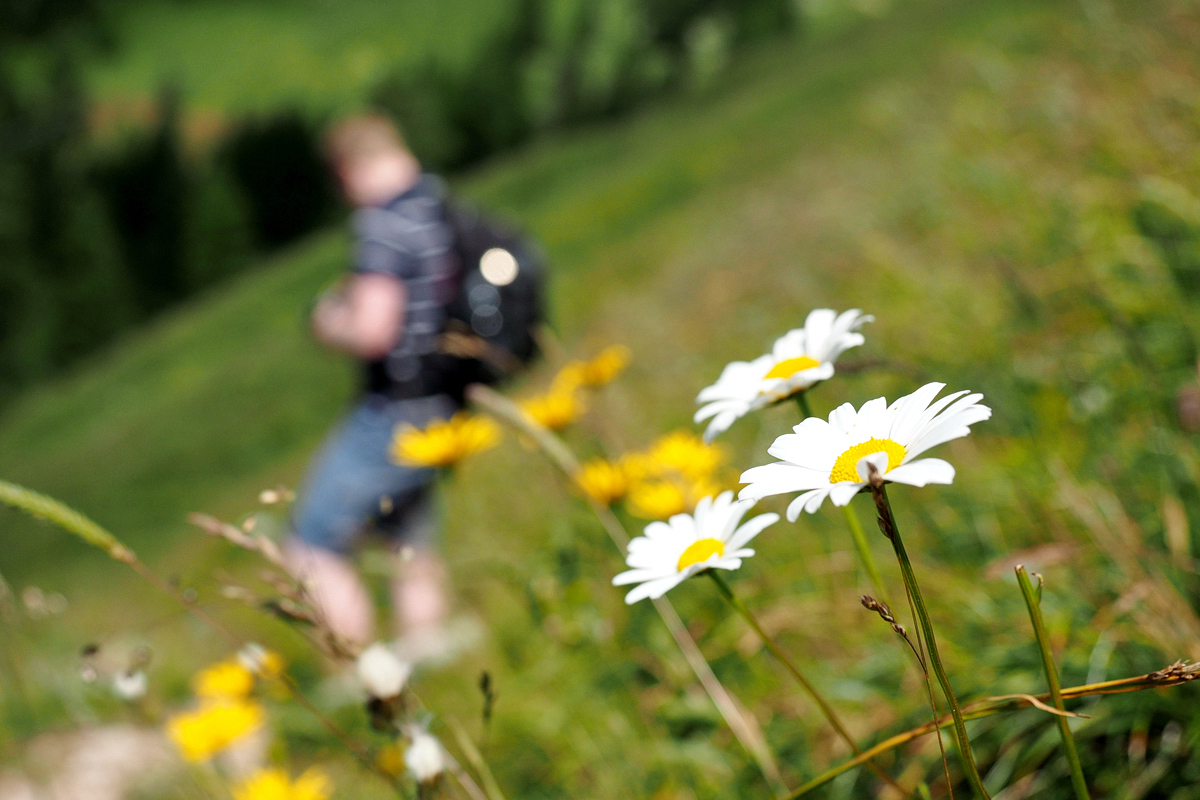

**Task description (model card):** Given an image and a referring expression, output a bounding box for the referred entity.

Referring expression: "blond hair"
[324,114,409,164]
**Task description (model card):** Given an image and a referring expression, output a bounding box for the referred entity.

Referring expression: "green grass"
[85,0,512,116]
[4,0,1200,796]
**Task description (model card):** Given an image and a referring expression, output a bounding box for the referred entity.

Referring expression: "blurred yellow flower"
[575,458,630,505]
[391,413,501,468]
[194,660,255,699]
[579,345,630,386]
[520,391,585,431]
[167,699,265,762]
[617,452,653,482]
[233,767,331,800]
[646,431,726,482]
[627,480,688,520]
[550,361,588,393]
[626,475,724,521]
[376,742,407,777]
[551,346,631,392]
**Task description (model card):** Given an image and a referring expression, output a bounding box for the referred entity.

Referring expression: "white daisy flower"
[356,642,412,699]
[694,309,873,442]
[612,491,779,604]
[740,382,991,520]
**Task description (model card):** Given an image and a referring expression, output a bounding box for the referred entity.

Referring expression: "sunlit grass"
[4,0,1200,795]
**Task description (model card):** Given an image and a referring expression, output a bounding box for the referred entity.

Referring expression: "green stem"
[841,502,888,602]
[871,483,991,799]
[707,571,904,794]
[791,396,888,602]
[787,665,1200,797]
[794,392,814,420]
[1015,566,1090,800]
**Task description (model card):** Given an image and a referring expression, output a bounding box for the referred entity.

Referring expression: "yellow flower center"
[764,355,821,380]
[677,538,725,572]
[829,438,907,484]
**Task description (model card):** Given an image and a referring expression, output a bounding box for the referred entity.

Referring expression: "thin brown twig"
[785,660,1200,797]
[863,595,953,797]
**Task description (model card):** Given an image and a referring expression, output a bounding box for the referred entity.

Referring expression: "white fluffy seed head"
[404,728,446,783]
[237,642,267,672]
[356,642,412,699]
[112,669,147,700]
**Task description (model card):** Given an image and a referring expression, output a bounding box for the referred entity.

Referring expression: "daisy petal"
[727,513,780,550]
[885,458,955,487]
[829,482,864,506]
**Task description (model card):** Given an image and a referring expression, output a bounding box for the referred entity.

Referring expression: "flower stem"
[794,392,815,420]
[707,571,904,794]
[467,384,787,797]
[1014,566,1090,800]
[841,502,889,602]
[868,480,991,799]
[791,396,888,601]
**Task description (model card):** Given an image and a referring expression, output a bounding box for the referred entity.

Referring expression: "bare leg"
[285,539,376,646]
[390,547,448,637]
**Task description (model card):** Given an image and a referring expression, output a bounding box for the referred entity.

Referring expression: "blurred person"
[285,115,461,654]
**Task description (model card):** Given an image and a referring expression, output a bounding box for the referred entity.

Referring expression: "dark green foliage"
[91,89,190,314]
[1132,186,1200,297]
[371,0,797,171]
[0,0,107,45]
[218,111,337,249]
[0,50,130,401]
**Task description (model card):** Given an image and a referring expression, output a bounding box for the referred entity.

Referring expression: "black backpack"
[439,201,545,388]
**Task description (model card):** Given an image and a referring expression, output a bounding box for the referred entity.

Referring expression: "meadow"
[3,0,1200,796]
[85,0,509,122]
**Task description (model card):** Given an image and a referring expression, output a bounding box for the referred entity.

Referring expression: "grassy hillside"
[4,0,1200,795]
[86,0,511,118]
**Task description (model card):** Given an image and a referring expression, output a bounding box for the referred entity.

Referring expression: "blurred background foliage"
[0,0,797,404]
[3,0,1200,797]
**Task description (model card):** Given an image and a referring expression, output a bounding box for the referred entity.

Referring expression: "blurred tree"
[0,1,131,400]
[91,88,189,314]
[371,0,798,173]
[219,112,337,249]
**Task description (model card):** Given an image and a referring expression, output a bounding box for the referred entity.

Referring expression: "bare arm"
[311,272,406,360]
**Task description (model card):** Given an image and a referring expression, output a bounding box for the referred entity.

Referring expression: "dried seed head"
[403,725,447,784]
[112,669,148,701]
[357,642,412,699]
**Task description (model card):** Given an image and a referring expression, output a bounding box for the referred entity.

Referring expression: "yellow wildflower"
[579,345,631,386]
[194,660,255,699]
[550,361,588,393]
[391,413,501,468]
[646,431,725,482]
[376,742,407,777]
[575,459,630,505]
[167,699,265,762]
[232,767,332,800]
[626,480,688,520]
[617,452,653,482]
[625,474,724,520]
[520,391,585,431]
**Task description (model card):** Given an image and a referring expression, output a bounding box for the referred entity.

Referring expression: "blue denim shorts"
[291,394,458,554]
